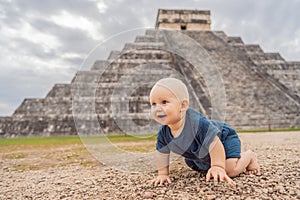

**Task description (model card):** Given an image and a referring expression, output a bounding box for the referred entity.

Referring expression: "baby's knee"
[244,150,256,158]
[241,149,251,155]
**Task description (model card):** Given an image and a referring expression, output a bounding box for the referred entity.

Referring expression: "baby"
[150,78,260,186]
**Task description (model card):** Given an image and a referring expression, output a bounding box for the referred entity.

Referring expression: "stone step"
[13,97,75,117]
[12,99,45,116]
[74,95,150,102]
[96,113,152,119]
[230,114,300,130]
[84,113,156,133]
[73,71,101,83]
[73,83,155,98]
[1,115,77,137]
[101,60,173,73]
[0,117,12,137]
[250,52,284,61]
[123,42,166,51]
[46,84,71,98]
[112,58,171,64]
[145,29,163,37]
[134,35,164,43]
[73,108,150,119]
[91,60,109,70]
[244,44,264,54]
[212,31,228,42]
[74,96,151,114]
[116,49,171,60]
[95,104,151,115]
[73,66,173,83]
[248,53,285,65]
[268,68,300,75]
[226,36,244,46]
[43,98,73,115]
[107,51,121,60]
[262,62,300,70]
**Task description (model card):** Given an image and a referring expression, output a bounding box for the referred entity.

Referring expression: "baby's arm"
[207,137,236,186]
[151,151,171,186]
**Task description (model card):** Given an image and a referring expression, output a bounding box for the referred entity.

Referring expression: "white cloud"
[278,28,300,61]
[0,5,5,19]
[2,20,60,53]
[97,1,108,13]
[50,10,103,40]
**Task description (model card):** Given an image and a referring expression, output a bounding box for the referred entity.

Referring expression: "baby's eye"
[151,102,156,106]
[162,100,168,104]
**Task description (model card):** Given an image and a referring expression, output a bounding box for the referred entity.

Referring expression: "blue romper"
[156,108,241,171]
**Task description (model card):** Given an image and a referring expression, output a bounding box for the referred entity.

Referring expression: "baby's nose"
[152,104,162,112]
[156,105,163,111]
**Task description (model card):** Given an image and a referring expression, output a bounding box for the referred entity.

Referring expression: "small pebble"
[143,191,153,199]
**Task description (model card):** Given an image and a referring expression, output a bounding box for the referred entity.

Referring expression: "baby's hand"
[206,166,236,186]
[151,175,171,186]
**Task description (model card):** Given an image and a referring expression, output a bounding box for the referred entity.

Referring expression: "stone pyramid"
[0,9,299,137]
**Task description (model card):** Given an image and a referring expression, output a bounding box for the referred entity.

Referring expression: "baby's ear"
[181,99,189,112]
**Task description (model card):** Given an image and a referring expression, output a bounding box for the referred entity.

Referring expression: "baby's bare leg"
[225,150,260,177]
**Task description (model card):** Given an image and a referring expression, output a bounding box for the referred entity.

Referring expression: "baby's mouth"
[157,114,166,118]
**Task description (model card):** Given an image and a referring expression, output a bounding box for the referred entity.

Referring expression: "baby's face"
[149,85,183,126]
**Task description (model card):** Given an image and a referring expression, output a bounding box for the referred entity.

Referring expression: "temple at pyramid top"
[155,9,211,30]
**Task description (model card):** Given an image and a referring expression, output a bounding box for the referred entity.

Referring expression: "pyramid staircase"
[207,31,300,129]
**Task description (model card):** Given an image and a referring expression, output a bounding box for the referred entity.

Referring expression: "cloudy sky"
[0,0,299,116]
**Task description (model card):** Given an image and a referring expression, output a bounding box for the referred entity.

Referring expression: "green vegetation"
[0,133,157,146]
[91,133,157,142]
[0,135,81,146]
[120,144,155,153]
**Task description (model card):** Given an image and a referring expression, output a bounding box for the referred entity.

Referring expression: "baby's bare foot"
[245,151,260,175]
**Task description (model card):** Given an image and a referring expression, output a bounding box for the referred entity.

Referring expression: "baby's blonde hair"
[151,78,189,102]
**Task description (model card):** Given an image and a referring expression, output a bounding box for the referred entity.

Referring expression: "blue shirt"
[156,108,235,162]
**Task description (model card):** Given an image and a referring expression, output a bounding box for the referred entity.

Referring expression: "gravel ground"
[0,132,299,200]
